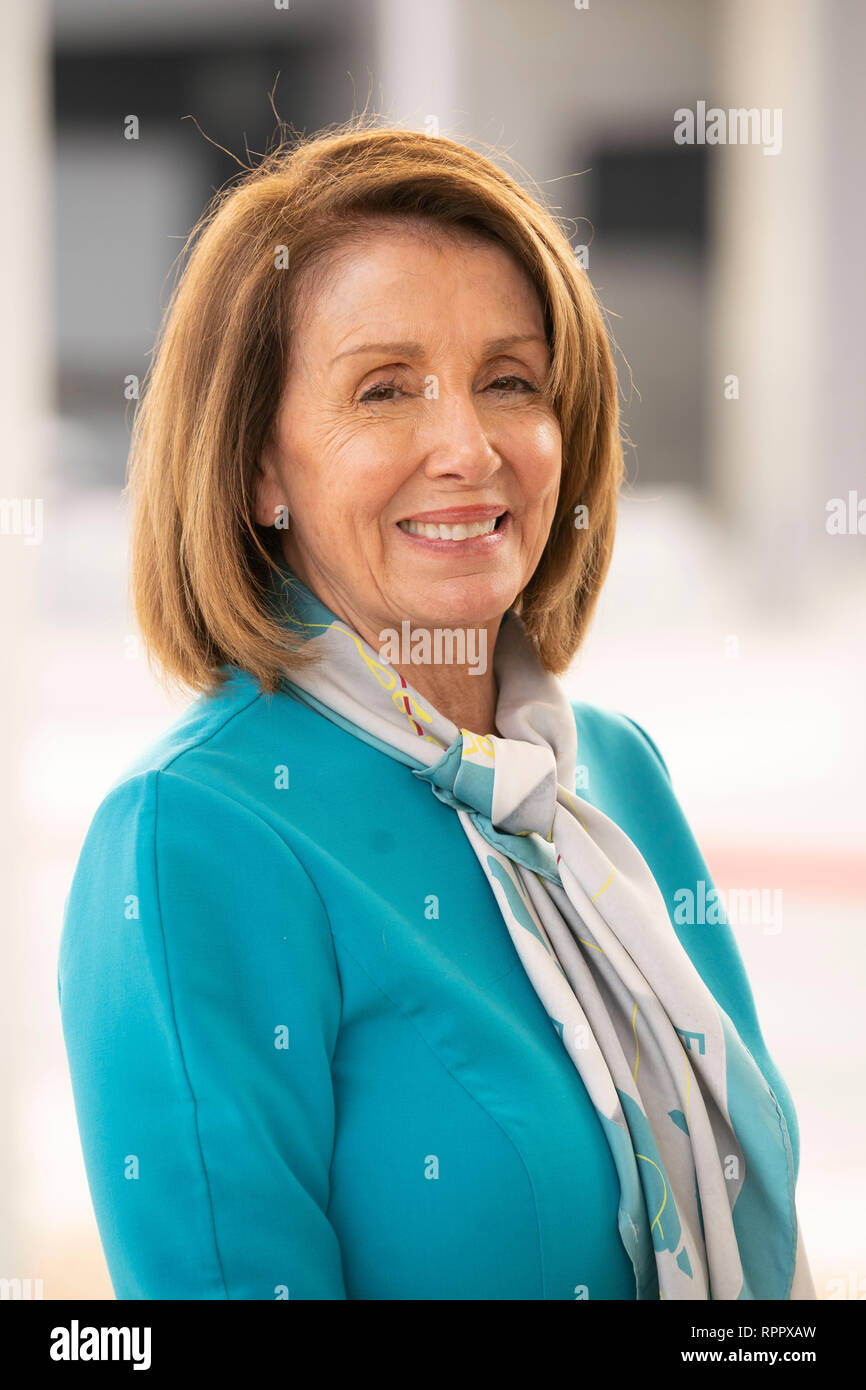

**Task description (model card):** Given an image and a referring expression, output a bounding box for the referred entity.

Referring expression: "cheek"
[327,432,420,527]
[516,417,562,498]
[279,428,398,534]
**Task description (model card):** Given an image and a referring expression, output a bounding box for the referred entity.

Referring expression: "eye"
[359,372,538,403]
[359,377,404,404]
[486,375,537,394]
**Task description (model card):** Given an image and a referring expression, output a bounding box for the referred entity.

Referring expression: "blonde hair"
[127,115,624,696]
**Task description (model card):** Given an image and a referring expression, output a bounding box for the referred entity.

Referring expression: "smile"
[398,517,498,540]
[395,507,509,547]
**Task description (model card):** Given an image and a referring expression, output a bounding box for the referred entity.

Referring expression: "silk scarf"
[267,565,813,1301]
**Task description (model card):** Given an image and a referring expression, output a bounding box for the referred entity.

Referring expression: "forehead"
[297,224,545,341]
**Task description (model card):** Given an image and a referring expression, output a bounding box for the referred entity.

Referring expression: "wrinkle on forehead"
[284,214,540,369]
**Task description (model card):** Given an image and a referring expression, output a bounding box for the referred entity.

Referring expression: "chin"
[397,573,519,629]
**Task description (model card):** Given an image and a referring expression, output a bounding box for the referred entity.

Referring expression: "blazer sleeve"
[57,768,346,1299]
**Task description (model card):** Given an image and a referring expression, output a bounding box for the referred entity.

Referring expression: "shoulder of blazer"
[103,666,268,791]
[569,699,673,786]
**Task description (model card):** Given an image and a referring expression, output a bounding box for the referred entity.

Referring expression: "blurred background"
[1,0,863,1299]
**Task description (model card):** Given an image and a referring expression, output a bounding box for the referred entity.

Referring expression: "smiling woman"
[57,116,815,1302]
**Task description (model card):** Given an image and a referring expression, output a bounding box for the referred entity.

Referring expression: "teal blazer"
[58,669,800,1300]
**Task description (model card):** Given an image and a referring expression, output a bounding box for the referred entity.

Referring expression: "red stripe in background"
[702,845,866,899]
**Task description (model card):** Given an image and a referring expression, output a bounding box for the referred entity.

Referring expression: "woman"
[58,119,814,1301]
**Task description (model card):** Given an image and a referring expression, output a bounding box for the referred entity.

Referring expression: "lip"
[395,509,511,552]
[397,504,507,524]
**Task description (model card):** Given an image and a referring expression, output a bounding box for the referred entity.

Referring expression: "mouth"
[396,506,509,543]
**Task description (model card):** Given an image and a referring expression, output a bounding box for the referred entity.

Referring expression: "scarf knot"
[413,728,558,840]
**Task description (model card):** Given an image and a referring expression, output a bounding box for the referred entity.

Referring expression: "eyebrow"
[331,333,548,365]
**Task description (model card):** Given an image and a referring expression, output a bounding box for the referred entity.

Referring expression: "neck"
[367,612,503,735]
[389,634,501,736]
[276,556,503,734]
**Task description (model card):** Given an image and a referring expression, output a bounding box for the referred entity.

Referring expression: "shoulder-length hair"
[127,115,624,696]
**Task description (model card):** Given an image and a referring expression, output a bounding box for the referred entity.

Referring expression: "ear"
[253,441,285,528]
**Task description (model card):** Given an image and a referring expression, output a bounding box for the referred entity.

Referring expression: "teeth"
[398,516,500,539]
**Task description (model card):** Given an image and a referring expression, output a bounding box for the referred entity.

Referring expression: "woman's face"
[256,225,562,646]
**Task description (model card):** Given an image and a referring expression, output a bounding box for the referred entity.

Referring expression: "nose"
[419,389,503,486]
